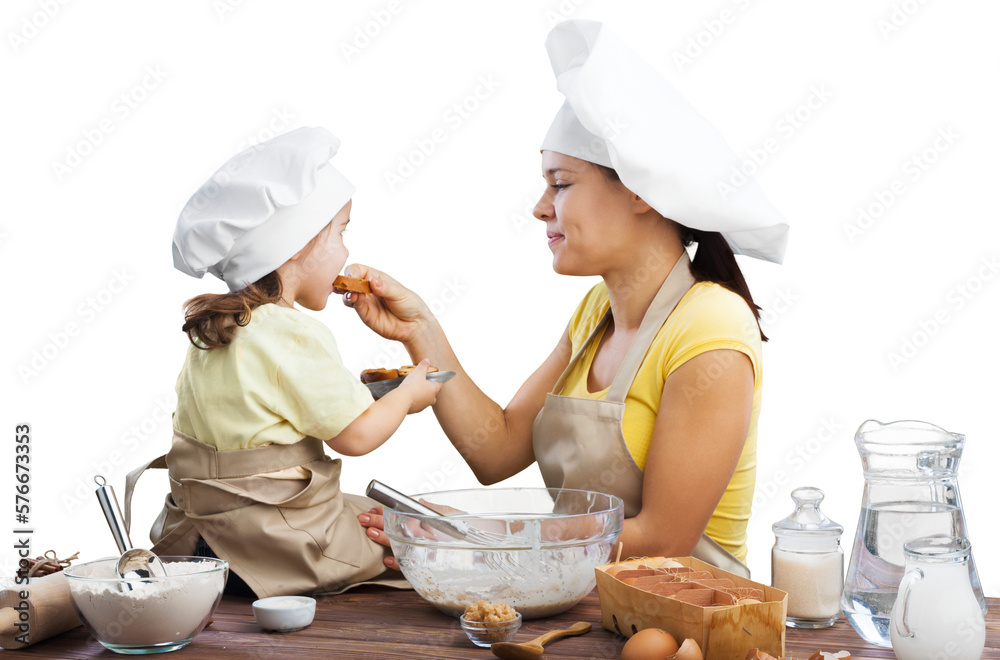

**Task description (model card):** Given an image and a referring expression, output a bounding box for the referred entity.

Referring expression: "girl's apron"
[123,430,409,598]
[531,251,750,577]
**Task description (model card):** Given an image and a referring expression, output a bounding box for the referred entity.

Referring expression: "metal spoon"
[94,475,167,583]
[490,621,591,659]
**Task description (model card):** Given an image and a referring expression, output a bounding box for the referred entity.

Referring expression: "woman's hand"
[357,506,399,571]
[356,500,453,571]
[341,264,432,344]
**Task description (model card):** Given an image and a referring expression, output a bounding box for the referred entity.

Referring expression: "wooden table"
[6,590,998,658]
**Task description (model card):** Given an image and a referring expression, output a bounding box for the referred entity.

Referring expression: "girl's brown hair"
[182,271,283,349]
[597,164,768,342]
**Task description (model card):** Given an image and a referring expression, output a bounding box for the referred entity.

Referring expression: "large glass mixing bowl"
[64,556,227,654]
[383,488,624,619]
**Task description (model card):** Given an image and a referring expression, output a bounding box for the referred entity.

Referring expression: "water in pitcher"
[841,501,969,646]
[843,420,986,647]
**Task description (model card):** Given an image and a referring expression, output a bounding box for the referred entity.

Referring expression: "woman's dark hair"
[597,165,768,341]
[182,271,283,349]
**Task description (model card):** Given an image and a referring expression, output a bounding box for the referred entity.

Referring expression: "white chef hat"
[541,20,789,264]
[172,126,355,291]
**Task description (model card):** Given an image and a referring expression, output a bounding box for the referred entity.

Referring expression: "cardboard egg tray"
[595,556,787,660]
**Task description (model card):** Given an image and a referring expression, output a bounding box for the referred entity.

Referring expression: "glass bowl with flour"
[64,556,227,654]
[383,488,624,619]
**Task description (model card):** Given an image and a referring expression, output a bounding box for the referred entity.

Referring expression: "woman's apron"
[531,251,750,577]
[123,430,410,598]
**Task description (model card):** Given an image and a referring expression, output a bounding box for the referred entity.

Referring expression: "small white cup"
[252,595,316,632]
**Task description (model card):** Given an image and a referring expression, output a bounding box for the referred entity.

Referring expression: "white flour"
[400,542,610,619]
[68,561,224,647]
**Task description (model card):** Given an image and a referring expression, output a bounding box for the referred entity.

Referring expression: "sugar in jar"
[771,486,844,628]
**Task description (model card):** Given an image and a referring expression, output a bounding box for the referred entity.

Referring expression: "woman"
[353,20,789,574]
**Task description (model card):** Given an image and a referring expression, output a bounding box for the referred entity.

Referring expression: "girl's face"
[533,151,644,277]
[285,200,352,311]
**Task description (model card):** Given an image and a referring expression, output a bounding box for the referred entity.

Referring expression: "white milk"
[889,562,985,660]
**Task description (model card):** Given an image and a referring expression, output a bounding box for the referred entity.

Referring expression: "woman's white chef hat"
[540,20,789,264]
[172,126,354,291]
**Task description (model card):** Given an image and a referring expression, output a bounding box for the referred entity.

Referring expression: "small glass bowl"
[459,612,522,648]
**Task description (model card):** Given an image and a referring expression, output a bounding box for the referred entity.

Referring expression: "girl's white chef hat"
[540,20,789,264]
[172,126,355,291]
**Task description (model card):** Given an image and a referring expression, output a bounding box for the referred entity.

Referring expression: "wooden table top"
[6,589,998,659]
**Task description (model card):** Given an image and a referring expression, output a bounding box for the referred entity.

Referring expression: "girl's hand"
[397,359,443,413]
[341,264,432,344]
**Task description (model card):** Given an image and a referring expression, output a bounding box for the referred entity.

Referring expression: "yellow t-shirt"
[173,304,374,451]
[561,281,762,562]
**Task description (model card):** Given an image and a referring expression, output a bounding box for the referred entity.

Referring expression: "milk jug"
[890,535,985,660]
[841,419,986,647]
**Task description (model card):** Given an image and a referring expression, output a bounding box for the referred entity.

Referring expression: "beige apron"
[532,251,750,577]
[123,429,409,598]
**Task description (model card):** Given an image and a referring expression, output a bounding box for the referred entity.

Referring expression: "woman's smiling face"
[533,150,645,277]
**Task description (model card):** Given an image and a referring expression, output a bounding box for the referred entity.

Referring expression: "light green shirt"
[174,304,373,451]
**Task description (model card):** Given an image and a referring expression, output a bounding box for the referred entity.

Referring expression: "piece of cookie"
[398,364,440,377]
[360,368,399,384]
[334,275,372,294]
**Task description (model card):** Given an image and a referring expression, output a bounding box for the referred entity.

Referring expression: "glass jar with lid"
[771,486,844,628]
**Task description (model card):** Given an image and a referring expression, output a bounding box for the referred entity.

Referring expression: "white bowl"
[252,596,316,632]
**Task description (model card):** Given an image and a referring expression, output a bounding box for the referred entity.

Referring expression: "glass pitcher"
[841,420,986,647]
[889,536,985,660]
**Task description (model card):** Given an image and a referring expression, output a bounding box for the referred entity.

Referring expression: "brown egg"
[620,628,679,660]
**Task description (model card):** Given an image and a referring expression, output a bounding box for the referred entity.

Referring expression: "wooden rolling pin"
[0,572,81,649]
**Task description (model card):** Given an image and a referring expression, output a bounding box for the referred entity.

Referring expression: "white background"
[2,0,998,597]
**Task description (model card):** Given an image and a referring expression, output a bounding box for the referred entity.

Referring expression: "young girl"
[125,126,440,598]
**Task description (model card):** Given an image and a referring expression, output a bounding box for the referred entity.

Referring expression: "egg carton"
[595,556,788,660]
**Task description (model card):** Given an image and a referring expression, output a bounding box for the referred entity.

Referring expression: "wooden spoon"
[491,621,592,659]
